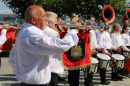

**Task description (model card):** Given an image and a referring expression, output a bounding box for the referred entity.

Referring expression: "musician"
[0,28,7,67]
[84,28,103,86]
[97,19,102,26]
[8,5,79,86]
[121,25,130,48]
[64,13,81,86]
[120,25,130,78]
[111,23,130,53]
[43,11,64,86]
[110,23,130,81]
[57,17,62,23]
[97,22,119,84]
[57,17,65,32]
[120,20,129,33]
[69,13,78,21]
[0,23,9,67]
[86,14,97,26]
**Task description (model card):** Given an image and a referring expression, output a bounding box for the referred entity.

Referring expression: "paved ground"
[0,57,130,86]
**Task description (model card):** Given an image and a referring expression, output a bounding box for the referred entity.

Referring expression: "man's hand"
[91,49,97,54]
[106,52,111,56]
[70,22,81,33]
[120,46,126,51]
[3,23,10,29]
[120,46,124,49]
[128,50,130,52]
[71,18,79,22]
[99,47,104,51]
[116,47,120,51]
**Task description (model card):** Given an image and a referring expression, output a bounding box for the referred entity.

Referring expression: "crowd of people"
[0,5,130,86]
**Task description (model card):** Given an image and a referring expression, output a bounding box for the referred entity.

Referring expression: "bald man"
[8,5,79,86]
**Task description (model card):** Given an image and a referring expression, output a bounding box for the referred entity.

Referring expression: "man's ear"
[31,17,36,25]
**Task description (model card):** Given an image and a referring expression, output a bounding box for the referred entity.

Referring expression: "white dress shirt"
[89,30,100,50]
[111,33,129,51]
[0,29,7,46]
[121,33,130,46]
[8,23,78,84]
[97,30,116,53]
[43,26,64,75]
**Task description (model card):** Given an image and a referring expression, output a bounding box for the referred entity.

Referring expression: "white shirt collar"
[25,23,43,32]
[115,32,120,35]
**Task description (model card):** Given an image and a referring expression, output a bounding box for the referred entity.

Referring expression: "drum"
[124,51,130,59]
[111,54,125,69]
[97,53,111,69]
[89,57,99,73]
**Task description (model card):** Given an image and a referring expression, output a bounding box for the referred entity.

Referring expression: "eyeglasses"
[71,16,76,17]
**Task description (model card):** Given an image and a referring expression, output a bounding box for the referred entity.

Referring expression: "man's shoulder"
[20,24,43,37]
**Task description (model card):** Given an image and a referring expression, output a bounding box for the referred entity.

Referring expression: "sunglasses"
[71,16,76,17]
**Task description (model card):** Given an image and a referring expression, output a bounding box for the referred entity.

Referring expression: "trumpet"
[0,25,23,29]
[62,18,92,24]
[49,23,104,30]
[0,21,18,26]
[0,22,25,29]
[100,5,115,23]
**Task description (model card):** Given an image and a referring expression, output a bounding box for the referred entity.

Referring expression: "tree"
[107,0,130,17]
[1,0,130,20]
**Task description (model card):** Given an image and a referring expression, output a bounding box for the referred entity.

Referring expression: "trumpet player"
[8,5,79,86]
[0,23,9,68]
[43,11,65,86]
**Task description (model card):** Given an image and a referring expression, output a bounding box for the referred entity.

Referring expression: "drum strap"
[102,33,113,54]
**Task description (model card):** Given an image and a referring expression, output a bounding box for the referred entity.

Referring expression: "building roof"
[0,14,17,18]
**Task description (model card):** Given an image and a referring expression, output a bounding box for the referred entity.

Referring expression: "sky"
[127,0,130,2]
[0,0,130,14]
[0,1,13,14]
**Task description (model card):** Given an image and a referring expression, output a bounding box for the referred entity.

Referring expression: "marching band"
[0,3,129,86]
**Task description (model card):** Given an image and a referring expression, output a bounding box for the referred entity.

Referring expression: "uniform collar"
[115,32,120,35]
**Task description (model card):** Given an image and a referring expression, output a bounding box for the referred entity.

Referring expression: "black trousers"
[84,67,93,86]
[91,53,107,82]
[49,73,59,86]
[100,68,106,82]
[84,53,97,86]
[68,70,80,86]
[20,82,48,86]
[111,62,123,79]
[111,49,123,79]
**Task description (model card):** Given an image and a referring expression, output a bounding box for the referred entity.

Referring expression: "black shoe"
[58,77,65,81]
[111,78,118,81]
[85,83,92,86]
[101,80,110,85]
[85,84,91,86]
[116,76,123,81]
[91,83,94,86]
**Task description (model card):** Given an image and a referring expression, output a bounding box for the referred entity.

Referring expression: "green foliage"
[1,0,130,20]
[107,0,130,17]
